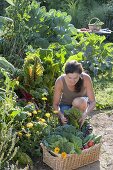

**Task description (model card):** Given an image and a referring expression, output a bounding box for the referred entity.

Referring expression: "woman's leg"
[72,97,88,112]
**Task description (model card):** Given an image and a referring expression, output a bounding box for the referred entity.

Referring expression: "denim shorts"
[59,104,72,114]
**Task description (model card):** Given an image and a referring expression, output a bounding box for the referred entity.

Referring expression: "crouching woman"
[53,60,96,126]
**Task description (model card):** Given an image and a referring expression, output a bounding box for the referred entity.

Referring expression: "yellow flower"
[39,118,46,123]
[27,112,32,116]
[37,110,41,113]
[26,133,31,138]
[27,102,32,105]
[26,122,33,128]
[36,116,39,120]
[38,121,47,126]
[16,81,19,86]
[21,126,25,131]
[53,110,59,114]
[54,147,60,154]
[18,132,22,137]
[43,123,47,127]
[42,97,47,101]
[61,152,67,159]
[45,113,50,118]
[33,110,37,115]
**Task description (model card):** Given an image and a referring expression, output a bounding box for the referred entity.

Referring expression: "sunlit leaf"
[10,110,21,118]
[5,0,15,6]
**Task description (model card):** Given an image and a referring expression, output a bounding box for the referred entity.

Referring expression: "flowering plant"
[15,99,59,157]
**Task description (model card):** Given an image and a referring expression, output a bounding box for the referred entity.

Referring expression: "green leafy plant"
[0,69,19,169]
[1,0,77,68]
[64,108,82,129]
[12,98,59,158]
[67,0,99,27]
[42,124,102,156]
[0,56,15,74]
[22,53,44,89]
[43,124,83,155]
[67,33,113,79]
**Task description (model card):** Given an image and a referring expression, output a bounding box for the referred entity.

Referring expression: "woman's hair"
[65,60,83,92]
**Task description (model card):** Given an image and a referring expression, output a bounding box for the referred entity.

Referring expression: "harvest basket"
[88,17,104,31]
[40,143,101,170]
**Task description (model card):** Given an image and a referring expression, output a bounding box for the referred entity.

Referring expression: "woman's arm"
[85,75,96,114]
[80,74,96,126]
[53,77,63,115]
[53,77,67,123]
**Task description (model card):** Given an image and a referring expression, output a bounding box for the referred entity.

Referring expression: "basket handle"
[89,17,100,25]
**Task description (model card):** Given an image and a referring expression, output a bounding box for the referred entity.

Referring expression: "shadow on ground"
[34,157,100,170]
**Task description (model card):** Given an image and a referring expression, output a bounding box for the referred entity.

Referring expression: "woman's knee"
[72,97,87,111]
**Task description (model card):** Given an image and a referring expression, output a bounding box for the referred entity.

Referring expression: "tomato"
[87,140,94,147]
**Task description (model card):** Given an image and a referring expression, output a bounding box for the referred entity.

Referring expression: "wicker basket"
[88,17,104,31]
[40,143,101,170]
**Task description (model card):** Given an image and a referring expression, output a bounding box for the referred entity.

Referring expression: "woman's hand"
[60,115,68,124]
[79,111,87,127]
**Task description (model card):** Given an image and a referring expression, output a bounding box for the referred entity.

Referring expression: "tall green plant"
[16,48,65,105]
[1,0,31,68]
[23,53,44,88]
[67,33,113,79]
[38,0,70,11]
[89,2,113,30]
[0,69,19,169]
[70,0,99,27]
[2,0,77,68]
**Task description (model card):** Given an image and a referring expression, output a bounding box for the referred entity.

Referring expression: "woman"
[53,60,96,126]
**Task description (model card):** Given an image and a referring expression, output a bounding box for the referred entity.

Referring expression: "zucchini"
[83,133,95,145]
[93,135,102,144]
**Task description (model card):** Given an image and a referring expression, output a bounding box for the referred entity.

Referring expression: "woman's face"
[66,73,80,85]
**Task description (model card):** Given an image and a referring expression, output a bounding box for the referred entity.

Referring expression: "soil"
[33,110,113,170]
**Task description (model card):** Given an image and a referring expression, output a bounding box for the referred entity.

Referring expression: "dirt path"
[35,110,113,170]
[90,110,113,170]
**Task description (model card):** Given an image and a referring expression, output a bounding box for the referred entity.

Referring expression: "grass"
[93,79,113,110]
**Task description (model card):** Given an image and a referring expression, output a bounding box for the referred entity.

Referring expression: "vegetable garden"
[0,0,113,169]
